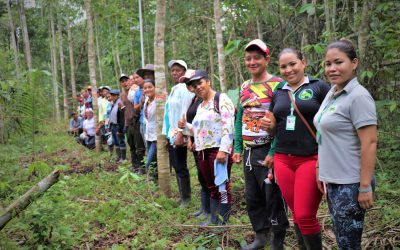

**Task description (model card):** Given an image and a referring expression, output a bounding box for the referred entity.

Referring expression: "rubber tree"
[154,0,170,196]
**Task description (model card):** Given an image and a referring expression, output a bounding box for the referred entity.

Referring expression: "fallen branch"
[0,170,60,230]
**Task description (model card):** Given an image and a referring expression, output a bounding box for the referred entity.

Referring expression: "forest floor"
[0,123,399,249]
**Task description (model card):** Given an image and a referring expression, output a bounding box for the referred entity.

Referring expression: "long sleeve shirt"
[162,83,194,141]
[192,93,235,153]
[69,117,83,130]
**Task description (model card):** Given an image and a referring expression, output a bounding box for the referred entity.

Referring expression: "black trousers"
[127,119,145,167]
[168,144,189,179]
[243,144,289,233]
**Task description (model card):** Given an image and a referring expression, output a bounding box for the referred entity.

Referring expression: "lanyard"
[317,92,343,124]
[289,90,296,115]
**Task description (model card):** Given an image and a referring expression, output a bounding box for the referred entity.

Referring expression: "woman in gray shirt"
[314,39,377,250]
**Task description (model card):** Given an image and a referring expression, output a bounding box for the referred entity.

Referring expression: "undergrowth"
[0,120,399,249]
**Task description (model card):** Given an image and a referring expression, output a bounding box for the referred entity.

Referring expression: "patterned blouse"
[192,93,235,153]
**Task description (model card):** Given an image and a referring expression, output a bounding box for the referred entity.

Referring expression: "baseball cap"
[168,60,188,70]
[119,74,129,81]
[101,86,111,91]
[186,69,209,85]
[245,39,269,56]
[109,89,120,95]
[179,69,195,83]
[136,64,155,78]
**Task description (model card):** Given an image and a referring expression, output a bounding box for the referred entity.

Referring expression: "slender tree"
[84,0,101,152]
[154,0,170,196]
[49,5,61,122]
[57,14,68,120]
[5,0,20,78]
[94,15,103,83]
[17,0,32,71]
[213,0,227,92]
[206,19,215,83]
[67,18,77,107]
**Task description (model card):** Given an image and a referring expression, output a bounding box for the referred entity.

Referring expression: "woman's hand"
[315,161,325,194]
[187,138,194,152]
[263,155,274,168]
[358,189,374,209]
[232,153,241,163]
[216,151,227,163]
[178,114,186,129]
[260,110,276,133]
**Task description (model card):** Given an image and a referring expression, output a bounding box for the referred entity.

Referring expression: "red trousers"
[274,153,322,235]
[198,148,232,203]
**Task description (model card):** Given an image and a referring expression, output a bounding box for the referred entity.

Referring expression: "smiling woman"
[260,48,331,249]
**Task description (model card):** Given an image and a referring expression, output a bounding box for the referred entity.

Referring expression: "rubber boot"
[108,145,114,158]
[200,198,219,226]
[241,229,270,250]
[120,148,127,162]
[179,176,191,208]
[218,203,231,225]
[191,189,210,219]
[115,148,121,162]
[271,230,286,250]
[303,233,322,250]
[294,224,306,250]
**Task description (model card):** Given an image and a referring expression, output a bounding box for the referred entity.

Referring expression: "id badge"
[286,115,296,130]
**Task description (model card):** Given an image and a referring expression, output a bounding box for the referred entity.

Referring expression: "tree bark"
[17,0,32,71]
[324,0,333,42]
[67,18,77,108]
[57,14,68,121]
[5,0,20,78]
[256,15,262,40]
[358,0,370,71]
[94,15,103,83]
[49,5,61,122]
[213,0,227,92]
[169,0,177,59]
[154,0,170,196]
[0,170,60,230]
[84,0,101,152]
[206,20,215,84]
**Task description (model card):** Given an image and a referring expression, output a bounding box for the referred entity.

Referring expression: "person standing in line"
[261,48,331,249]
[232,39,289,250]
[133,65,154,172]
[162,60,194,207]
[178,69,210,220]
[314,39,377,250]
[137,64,155,148]
[186,69,235,226]
[109,89,126,163]
[143,79,157,179]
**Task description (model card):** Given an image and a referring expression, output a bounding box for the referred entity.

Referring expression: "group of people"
[68,38,377,250]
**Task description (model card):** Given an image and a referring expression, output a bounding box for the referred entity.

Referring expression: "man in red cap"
[233,39,288,250]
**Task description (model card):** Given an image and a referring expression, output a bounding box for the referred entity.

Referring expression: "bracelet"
[358,186,372,193]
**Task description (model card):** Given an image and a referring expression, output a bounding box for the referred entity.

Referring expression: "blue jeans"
[110,124,126,149]
[146,141,157,169]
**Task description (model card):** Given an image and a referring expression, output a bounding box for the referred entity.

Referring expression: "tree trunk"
[67,18,77,108]
[138,0,145,67]
[17,0,32,71]
[154,0,170,196]
[206,19,215,83]
[256,15,262,40]
[84,0,101,152]
[94,15,103,83]
[324,0,333,42]
[213,0,227,92]
[49,6,61,122]
[358,0,370,72]
[0,170,60,230]
[5,0,20,78]
[107,18,120,84]
[57,14,68,121]
[169,0,177,59]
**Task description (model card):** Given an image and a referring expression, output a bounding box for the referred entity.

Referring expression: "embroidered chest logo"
[298,89,314,100]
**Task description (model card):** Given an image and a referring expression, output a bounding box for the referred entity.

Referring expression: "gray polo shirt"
[313,78,377,184]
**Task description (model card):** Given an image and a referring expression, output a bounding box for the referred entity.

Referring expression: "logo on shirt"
[299,89,314,100]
